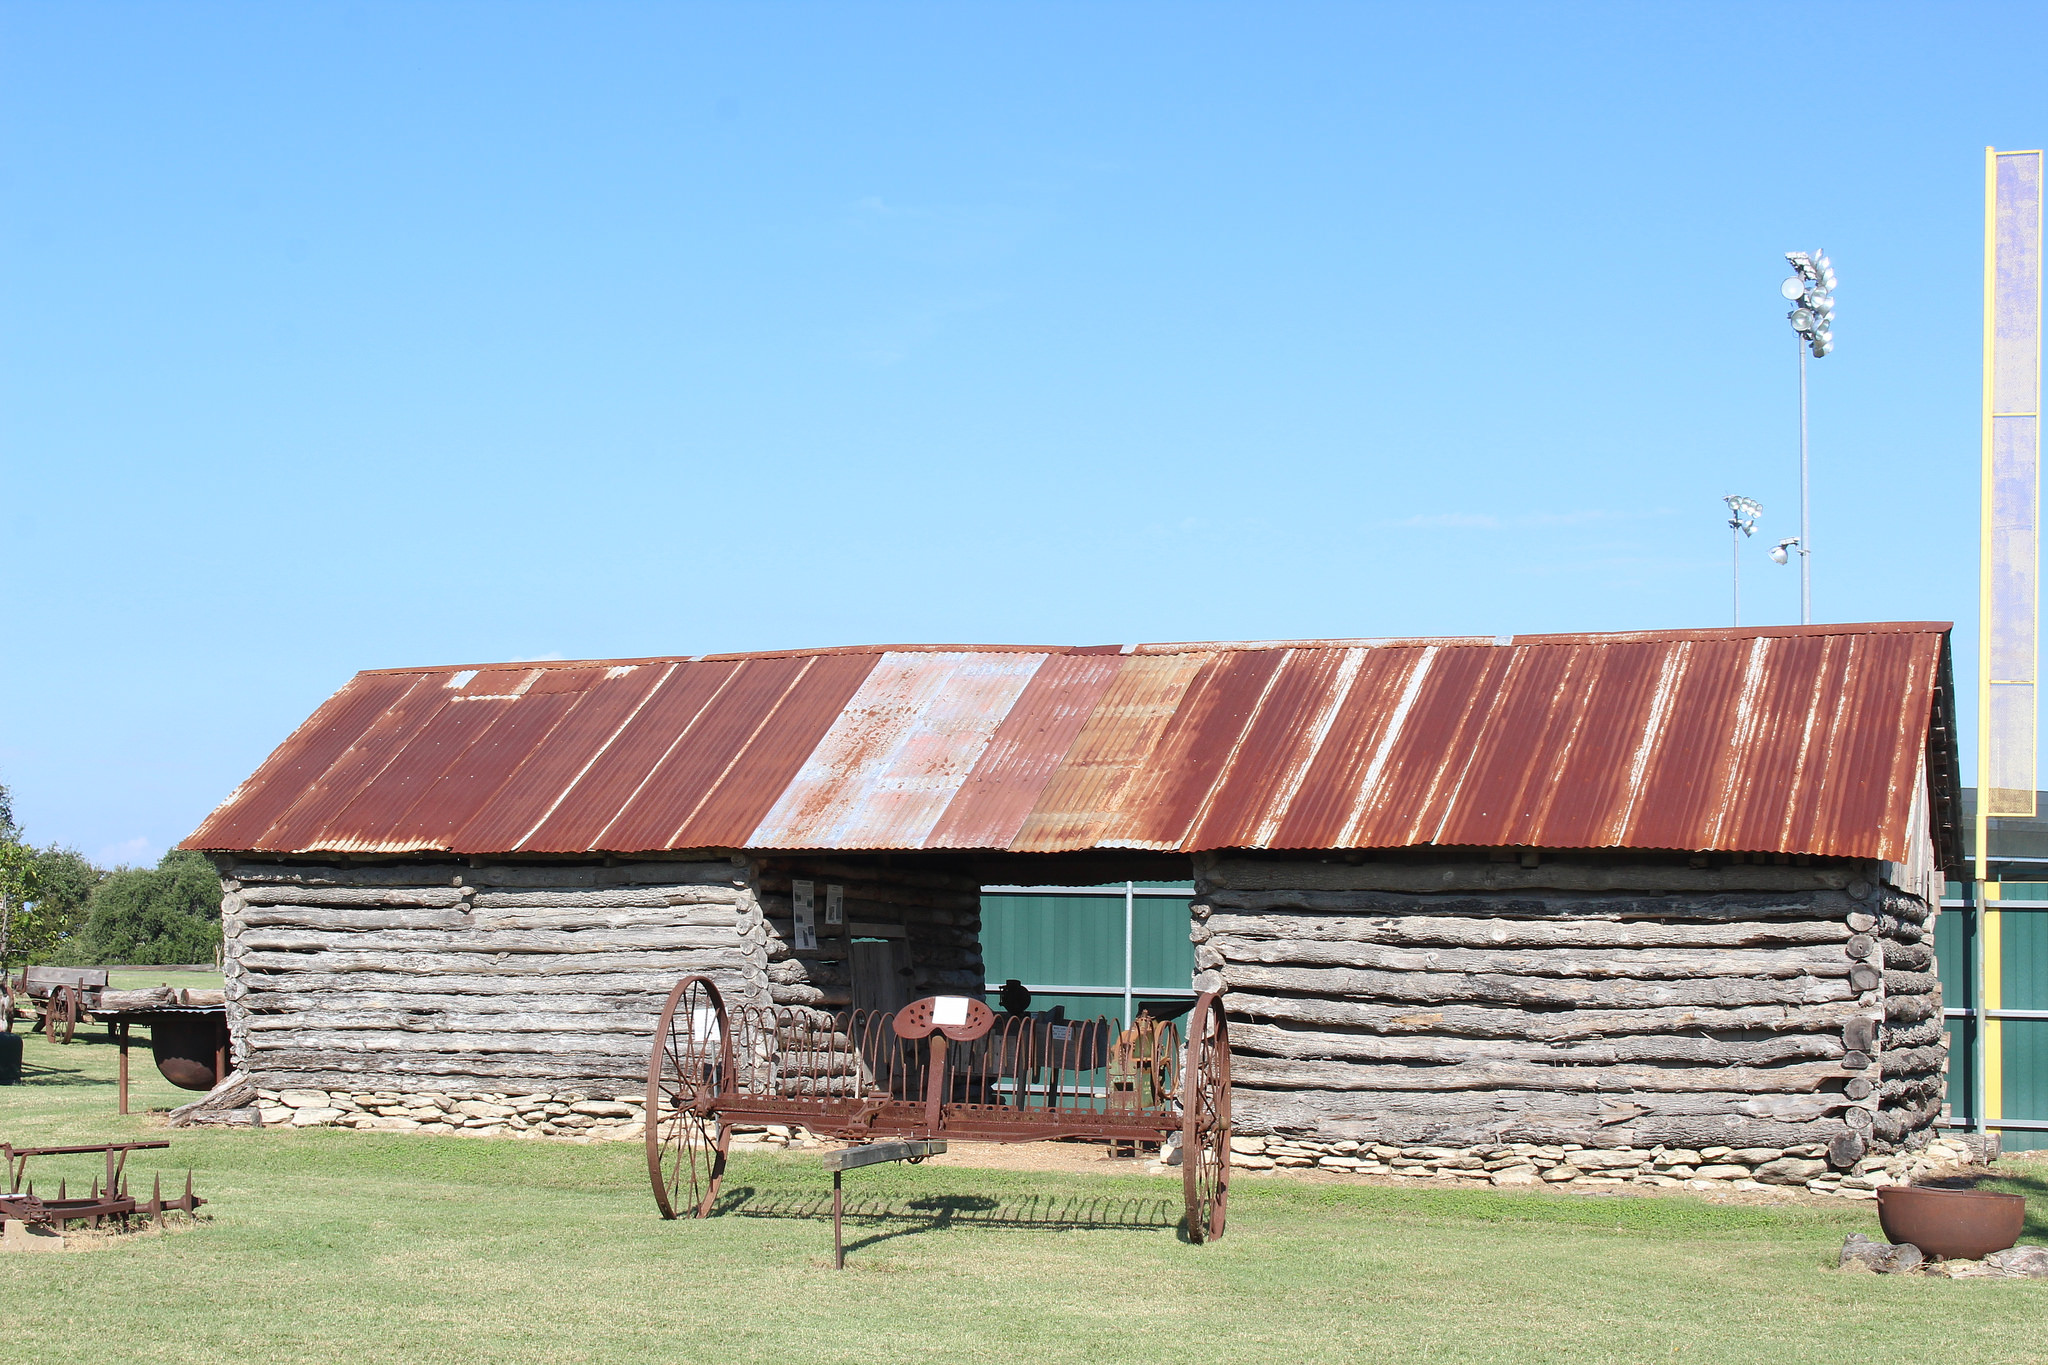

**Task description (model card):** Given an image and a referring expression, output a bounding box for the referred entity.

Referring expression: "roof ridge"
[353,622,1953,678]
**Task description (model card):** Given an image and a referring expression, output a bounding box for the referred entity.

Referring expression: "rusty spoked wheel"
[645,975,733,1220]
[1179,990,1230,1244]
[45,985,79,1045]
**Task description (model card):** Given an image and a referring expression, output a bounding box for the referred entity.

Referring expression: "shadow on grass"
[12,1057,109,1087]
[719,1183,1187,1255]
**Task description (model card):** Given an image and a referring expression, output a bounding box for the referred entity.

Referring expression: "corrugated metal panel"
[749,652,1046,850]
[926,652,1125,850]
[1009,651,1214,853]
[184,623,1956,864]
[665,652,879,848]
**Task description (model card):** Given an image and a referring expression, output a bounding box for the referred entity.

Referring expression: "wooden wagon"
[644,976,1233,1242]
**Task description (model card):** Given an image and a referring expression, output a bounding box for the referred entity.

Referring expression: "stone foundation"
[1226,1131,1987,1199]
[252,1087,823,1150]
[256,1087,649,1139]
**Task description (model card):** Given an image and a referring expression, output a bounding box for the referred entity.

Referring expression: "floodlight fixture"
[1770,536,1800,566]
[1725,495,1763,626]
[1780,248,1837,624]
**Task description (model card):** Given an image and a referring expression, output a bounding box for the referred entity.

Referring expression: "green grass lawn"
[4,1020,2044,1365]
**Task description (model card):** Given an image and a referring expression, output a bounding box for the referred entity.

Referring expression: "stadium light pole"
[1725,495,1762,626]
[1781,251,1837,623]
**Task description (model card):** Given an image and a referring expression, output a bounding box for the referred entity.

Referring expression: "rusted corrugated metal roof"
[184,623,1959,866]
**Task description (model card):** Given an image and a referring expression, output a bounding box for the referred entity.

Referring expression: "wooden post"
[832,1170,844,1269]
[922,1034,948,1136]
[117,1023,129,1116]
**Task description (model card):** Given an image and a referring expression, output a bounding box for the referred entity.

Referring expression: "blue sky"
[2,2,2039,864]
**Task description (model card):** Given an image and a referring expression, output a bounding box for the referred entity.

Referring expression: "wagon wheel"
[645,975,733,1220]
[1179,991,1230,1243]
[45,985,79,1045]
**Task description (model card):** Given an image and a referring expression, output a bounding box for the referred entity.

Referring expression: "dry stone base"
[1226,1132,1983,1199]
[250,1091,834,1148]
[255,1088,650,1141]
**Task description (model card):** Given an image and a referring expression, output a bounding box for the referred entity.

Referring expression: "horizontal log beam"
[1880,1044,1949,1075]
[235,908,470,931]
[238,948,747,976]
[245,1009,660,1035]
[248,1030,657,1057]
[239,927,744,955]
[241,886,468,908]
[1199,911,1849,949]
[1223,991,1867,1040]
[1221,963,1855,1009]
[1203,858,1861,895]
[1883,1019,1946,1051]
[1883,969,1940,996]
[252,1055,645,1084]
[468,888,746,910]
[1233,1092,1850,1147]
[1213,938,1846,981]
[229,860,739,889]
[236,970,746,997]
[1227,1020,1844,1068]
[1886,994,1940,1024]
[1231,1054,1848,1095]
[1884,941,1935,972]
[243,992,669,1018]
[1200,888,1859,922]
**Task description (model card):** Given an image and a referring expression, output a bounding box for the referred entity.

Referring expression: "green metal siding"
[2002,907,2048,1151]
[980,884,1196,1029]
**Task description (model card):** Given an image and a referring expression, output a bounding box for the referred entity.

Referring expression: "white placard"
[1050,1025,1071,1042]
[690,1006,723,1048]
[792,879,817,952]
[932,995,969,1026]
[825,883,844,926]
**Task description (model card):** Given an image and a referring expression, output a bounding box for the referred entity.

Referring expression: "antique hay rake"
[644,976,1232,1243]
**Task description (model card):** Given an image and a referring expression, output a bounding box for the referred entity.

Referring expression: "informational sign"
[1983,146,2044,821]
[825,883,844,927]
[932,996,969,1027]
[792,879,817,952]
[691,1006,723,1047]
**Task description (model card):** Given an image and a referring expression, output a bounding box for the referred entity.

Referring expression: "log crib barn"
[184,623,1962,1181]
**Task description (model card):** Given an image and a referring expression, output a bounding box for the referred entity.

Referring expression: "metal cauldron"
[148,1012,231,1091]
[1876,1185,2027,1261]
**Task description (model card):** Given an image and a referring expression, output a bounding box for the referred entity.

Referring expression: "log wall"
[1193,853,1945,1162]
[219,857,769,1093]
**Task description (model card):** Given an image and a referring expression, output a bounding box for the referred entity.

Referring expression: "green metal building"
[1943,789,2048,1150]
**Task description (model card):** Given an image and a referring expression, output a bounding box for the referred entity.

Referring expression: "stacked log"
[221,858,764,1094]
[1193,855,1937,1159]
[1870,888,1946,1148]
[752,861,984,1009]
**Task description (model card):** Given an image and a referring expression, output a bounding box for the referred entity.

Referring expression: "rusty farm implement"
[1,1141,206,1243]
[644,976,1231,1245]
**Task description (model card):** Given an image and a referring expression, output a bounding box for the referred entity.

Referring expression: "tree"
[0,782,45,973]
[59,849,222,966]
[10,847,103,964]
